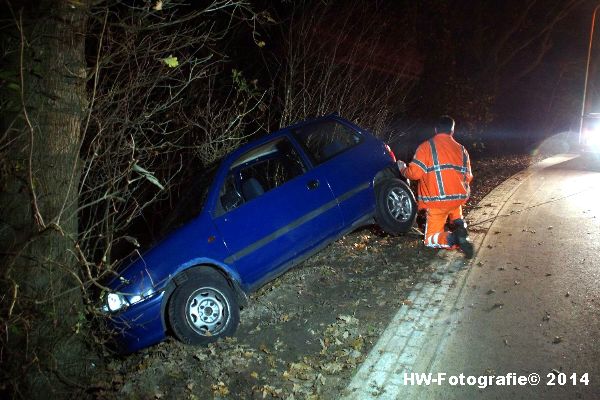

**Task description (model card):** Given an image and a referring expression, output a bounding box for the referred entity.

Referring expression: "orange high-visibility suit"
[400,133,473,248]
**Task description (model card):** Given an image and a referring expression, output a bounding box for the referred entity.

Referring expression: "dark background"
[246,0,597,155]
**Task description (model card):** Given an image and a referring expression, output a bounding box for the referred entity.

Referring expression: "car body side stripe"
[224,182,371,264]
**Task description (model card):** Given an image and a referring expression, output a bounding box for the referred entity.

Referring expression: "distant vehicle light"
[583,127,600,152]
[581,114,600,153]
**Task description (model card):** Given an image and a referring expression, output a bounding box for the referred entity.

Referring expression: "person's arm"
[400,145,427,181]
[464,147,473,183]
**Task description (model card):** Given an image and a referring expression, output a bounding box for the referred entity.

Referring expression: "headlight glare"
[129,295,142,304]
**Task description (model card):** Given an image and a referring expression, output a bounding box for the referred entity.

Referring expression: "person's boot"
[453,220,473,259]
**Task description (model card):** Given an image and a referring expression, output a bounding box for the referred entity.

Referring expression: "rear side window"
[292,120,361,166]
[218,138,306,214]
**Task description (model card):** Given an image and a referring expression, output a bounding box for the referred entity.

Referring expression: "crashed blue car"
[102,115,416,353]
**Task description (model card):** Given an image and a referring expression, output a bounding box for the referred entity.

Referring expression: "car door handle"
[307,179,320,190]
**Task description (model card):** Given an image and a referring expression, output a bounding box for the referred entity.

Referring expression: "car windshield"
[292,119,361,165]
[159,162,220,234]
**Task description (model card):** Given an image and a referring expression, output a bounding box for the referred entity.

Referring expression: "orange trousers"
[424,206,464,248]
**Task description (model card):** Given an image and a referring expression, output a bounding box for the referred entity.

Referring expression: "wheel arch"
[373,165,406,188]
[160,264,248,333]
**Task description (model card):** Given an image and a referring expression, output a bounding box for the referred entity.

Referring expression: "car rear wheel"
[168,269,239,345]
[375,178,417,234]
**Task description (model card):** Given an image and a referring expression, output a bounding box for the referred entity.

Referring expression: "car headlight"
[104,292,129,313]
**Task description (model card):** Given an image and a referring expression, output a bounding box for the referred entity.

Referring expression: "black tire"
[168,268,239,345]
[375,178,417,234]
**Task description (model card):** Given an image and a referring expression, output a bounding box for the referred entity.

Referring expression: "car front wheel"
[168,268,239,345]
[375,178,417,234]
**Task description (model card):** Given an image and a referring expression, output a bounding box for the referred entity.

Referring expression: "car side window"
[218,138,306,214]
[292,120,361,166]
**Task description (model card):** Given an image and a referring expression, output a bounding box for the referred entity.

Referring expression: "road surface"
[344,154,600,399]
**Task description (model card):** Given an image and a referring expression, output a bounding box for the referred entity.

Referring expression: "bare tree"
[277,1,419,143]
[78,1,266,266]
[0,0,263,396]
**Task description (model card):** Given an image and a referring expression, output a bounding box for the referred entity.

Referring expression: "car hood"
[105,214,217,297]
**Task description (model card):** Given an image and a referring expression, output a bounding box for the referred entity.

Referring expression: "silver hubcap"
[386,187,412,222]
[186,287,230,336]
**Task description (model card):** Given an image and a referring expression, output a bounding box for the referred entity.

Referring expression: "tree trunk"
[0,0,90,397]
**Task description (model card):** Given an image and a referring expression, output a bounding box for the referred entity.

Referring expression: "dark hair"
[435,115,455,133]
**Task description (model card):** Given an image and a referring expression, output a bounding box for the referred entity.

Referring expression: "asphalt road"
[344,154,600,399]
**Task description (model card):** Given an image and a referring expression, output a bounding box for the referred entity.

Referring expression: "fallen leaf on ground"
[280,314,290,322]
[253,384,282,398]
[211,381,230,396]
[351,337,364,351]
[553,336,563,344]
[542,312,550,322]
[337,315,358,324]
[288,362,314,380]
[321,362,343,374]
[259,344,270,354]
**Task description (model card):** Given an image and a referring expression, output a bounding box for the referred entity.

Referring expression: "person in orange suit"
[397,116,474,258]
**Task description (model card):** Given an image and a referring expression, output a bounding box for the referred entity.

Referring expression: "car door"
[211,136,343,289]
[291,119,379,225]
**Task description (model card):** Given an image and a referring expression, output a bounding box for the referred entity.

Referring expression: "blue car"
[102,115,416,353]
